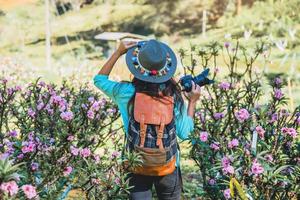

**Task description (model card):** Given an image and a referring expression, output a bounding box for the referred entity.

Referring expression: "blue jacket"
[93,74,194,167]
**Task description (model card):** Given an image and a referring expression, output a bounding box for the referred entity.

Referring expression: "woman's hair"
[126,77,184,116]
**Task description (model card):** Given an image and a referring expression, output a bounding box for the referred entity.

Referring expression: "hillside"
[0,0,299,102]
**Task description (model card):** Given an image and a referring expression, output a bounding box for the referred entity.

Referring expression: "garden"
[0,0,299,199]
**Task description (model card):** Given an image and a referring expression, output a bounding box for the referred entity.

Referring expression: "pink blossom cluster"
[111,151,121,159]
[0,181,18,196]
[27,108,36,118]
[268,112,278,123]
[199,131,208,142]
[222,156,234,175]
[223,188,231,199]
[234,108,250,122]
[281,127,297,138]
[70,146,92,158]
[274,88,283,100]
[251,159,264,175]
[8,130,18,137]
[86,97,107,119]
[218,82,230,90]
[255,126,265,139]
[50,95,68,112]
[274,77,282,86]
[210,142,220,151]
[21,184,37,199]
[63,166,73,176]
[21,141,36,154]
[265,154,273,162]
[213,112,225,120]
[228,138,239,149]
[60,111,74,121]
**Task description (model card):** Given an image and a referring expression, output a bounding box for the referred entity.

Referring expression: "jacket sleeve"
[174,102,194,140]
[93,74,134,103]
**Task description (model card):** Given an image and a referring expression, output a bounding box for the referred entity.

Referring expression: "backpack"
[125,92,178,176]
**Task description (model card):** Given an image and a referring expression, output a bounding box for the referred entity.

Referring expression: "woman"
[94,39,201,200]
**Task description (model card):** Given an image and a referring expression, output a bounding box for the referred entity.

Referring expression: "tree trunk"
[235,0,242,15]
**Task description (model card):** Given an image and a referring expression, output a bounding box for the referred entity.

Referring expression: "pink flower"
[208,179,216,185]
[88,96,95,102]
[87,110,95,119]
[0,181,19,196]
[296,116,300,125]
[58,99,68,112]
[27,108,36,118]
[9,130,18,138]
[36,102,44,111]
[22,142,36,154]
[51,95,63,104]
[224,42,230,49]
[221,156,231,168]
[91,178,100,185]
[67,135,75,141]
[210,142,220,151]
[63,166,73,177]
[21,185,37,199]
[2,78,8,84]
[228,138,239,149]
[114,177,120,185]
[111,151,120,159]
[38,81,46,87]
[107,108,117,114]
[274,77,282,85]
[31,162,39,171]
[255,126,265,139]
[60,111,74,121]
[80,148,91,158]
[223,188,231,199]
[213,112,225,120]
[274,88,283,100]
[265,154,273,162]
[251,160,264,175]
[269,113,278,123]
[235,108,250,122]
[200,131,208,142]
[281,127,297,138]
[218,82,230,90]
[214,67,220,74]
[93,154,100,164]
[14,85,22,91]
[70,146,79,156]
[223,165,235,175]
[91,101,101,111]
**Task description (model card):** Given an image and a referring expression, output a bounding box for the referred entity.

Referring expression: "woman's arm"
[186,82,201,118]
[174,82,201,140]
[98,41,136,75]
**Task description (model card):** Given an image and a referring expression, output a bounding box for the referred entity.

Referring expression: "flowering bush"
[0,79,136,199]
[180,41,300,199]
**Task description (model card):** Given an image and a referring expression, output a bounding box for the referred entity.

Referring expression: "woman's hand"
[186,82,201,118]
[98,40,137,75]
[116,41,137,56]
[185,81,201,103]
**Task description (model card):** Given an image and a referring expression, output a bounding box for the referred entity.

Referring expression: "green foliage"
[181,40,299,199]
[0,159,23,183]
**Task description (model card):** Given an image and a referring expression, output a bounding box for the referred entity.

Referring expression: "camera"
[180,68,214,92]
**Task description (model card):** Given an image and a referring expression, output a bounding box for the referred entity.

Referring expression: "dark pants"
[128,168,182,200]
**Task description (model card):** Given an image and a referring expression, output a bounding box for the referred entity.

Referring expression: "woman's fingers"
[195,83,201,93]
[191,81,195,90]
[124,41,137,49]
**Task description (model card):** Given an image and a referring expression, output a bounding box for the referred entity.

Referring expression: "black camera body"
[180,68,214,92]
